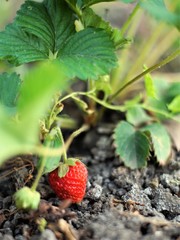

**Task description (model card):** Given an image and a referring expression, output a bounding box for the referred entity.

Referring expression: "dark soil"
[0,123,180,240]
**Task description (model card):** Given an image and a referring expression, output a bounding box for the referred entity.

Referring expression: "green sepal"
[58,158,79,178]
[58,163,69,178]
[66,158,79,166]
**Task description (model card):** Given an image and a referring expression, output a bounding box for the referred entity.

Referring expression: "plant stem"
[60,91,125,111]
[57,128,67,162]
[64,124,89,151]
[88,79,96,110]
[33,124,89,157]
[31,155,47,191]
[120,2,141,37]
[64,0,82,20]
[110,49,180,101]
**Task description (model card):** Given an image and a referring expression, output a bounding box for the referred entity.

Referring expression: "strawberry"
[48,160,88,203]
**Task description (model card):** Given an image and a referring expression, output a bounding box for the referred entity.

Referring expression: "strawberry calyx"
[58,158,79,178]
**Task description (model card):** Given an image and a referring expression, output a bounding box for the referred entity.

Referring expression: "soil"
[0,122,180,240]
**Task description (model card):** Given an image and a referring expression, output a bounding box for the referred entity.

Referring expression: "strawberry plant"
[0,0,179,210]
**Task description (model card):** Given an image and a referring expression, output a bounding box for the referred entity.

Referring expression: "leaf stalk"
[110,49,180,101]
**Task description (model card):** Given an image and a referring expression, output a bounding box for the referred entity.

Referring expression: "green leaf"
[168,95,180,114]
[142,123,171,165]
[0,61,68,165]
[82,8,129,49]
[18,61,67,143]
[82,0,115,8]
[0,0,117,80]
[0,105,34,165]
[124,94,142,108]
[144,98,173,120]
[15,0,75,53]
[38,127,62,174]
[0,24,48,65]
[0,0,75,65]
[126,106,151,126]
[59,28,117,80]
[0,72,21,115]
[144,70,157,99]
[114,121,150,169]
[164,82,180,103]
[140,0,180,28]
[120,0,135,3]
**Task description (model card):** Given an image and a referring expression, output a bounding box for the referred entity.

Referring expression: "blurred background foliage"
[0,0,179,75]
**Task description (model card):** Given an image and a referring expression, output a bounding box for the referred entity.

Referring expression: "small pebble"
[1,235,14,240]
[86,183,103,200]
[39,229,57,240]
[15,235,25,240]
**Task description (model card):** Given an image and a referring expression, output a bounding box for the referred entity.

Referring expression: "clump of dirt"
[0,124,180,240]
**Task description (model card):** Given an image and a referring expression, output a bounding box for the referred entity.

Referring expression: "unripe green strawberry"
[14,187,40,210]
[48,160,88,203]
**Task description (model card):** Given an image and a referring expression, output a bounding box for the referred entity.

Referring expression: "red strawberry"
[48,160,88,203]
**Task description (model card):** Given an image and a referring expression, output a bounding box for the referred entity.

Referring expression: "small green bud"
[74,20,84,32]
[14,187,40,210]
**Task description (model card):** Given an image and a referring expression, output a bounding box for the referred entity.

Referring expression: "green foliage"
[0,0,117,80]
[0,106,30,165]
[114,120,173,168]
[126,106,151,126]
[58,28,118,79]
[144,78,180,120]
[120,0,135,3]
[65,0,114,9]
[166,82,180,102]
[140,0,180,29]
[0,72,21,115]
[114,121,150,169]
[18,61,67,142]
[82,0,113,7]
[144,70,157,99]
[119,0,179,29]
[168,95,180,114]
[38,127,63,174]
[142,123,171,165]
[82,8,129,49]
[0,24,48,65]
[0,62,67,165]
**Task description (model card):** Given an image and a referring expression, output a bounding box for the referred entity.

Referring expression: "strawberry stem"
[120,1,141,37]
[57,127,68,163]
[31,155,47,191]
[32,124,89,157]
